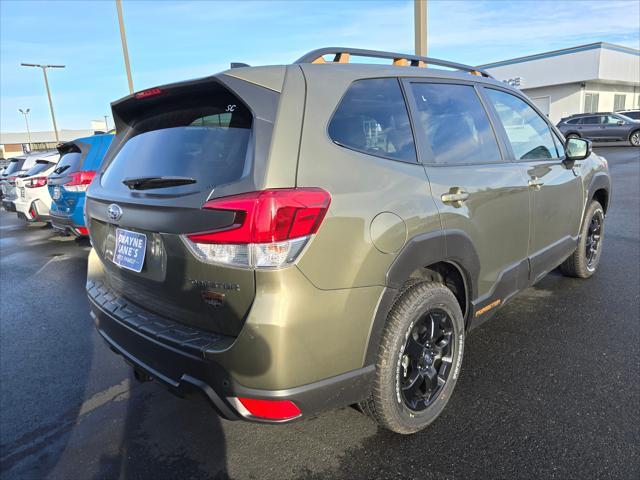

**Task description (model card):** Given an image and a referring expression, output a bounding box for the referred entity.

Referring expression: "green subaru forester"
[85,48,610,434]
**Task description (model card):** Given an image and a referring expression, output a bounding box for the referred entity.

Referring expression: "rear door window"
[328,78,416,162]
[409,82,502,165]
[485,89,559,160]
[101,91,252,192]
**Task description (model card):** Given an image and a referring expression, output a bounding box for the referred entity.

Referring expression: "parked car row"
[0,134,113,236]
[556,110,640,146]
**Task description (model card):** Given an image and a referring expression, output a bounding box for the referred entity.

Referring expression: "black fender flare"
[586,171,611,213]
[363,230,480,365]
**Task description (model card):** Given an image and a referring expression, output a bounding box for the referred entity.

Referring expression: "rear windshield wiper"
[122,176,197,190]
[53,165,70,175]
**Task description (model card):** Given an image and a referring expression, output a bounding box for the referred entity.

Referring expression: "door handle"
[441,187,469,207]
[528,177,544,189]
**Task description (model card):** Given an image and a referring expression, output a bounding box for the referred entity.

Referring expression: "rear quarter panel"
[294,65,441,290]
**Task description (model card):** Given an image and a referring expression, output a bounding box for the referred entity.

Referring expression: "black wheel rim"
[399,309,455,412]
[586,211,603,270]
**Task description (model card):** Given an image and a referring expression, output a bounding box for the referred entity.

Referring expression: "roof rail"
[295,47,492,78]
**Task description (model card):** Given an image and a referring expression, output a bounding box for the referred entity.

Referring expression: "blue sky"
[1,0,639,132]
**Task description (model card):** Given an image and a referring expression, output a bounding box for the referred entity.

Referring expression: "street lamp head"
[21,63,66,69]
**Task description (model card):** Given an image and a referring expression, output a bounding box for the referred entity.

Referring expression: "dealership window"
[613,94,626,112]
[584,93,599,113]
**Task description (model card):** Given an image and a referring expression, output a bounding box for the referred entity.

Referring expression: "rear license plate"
[52,186,61,200]
[113,228,147,273]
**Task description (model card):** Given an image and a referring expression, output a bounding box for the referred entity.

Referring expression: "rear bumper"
[88,278,374,423]
[14,197,50,222]
[50,211,86,236]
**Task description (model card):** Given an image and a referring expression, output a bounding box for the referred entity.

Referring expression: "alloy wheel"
[399,309,455,411]
[586,210,603,271]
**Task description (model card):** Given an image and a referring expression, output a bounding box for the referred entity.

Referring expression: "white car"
[14,152,60,222]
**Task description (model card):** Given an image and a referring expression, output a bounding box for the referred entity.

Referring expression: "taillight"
[183,188,331,268]
[235,397,301,421]
[75,227,89,236]
[26,176,47,188]
[64,170,96,192]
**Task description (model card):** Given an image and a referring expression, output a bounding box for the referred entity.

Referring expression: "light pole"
[115,0,134,94]
[18,108,32,150]
[414,0,428,57]
[104,115,110,131]
[21,63,65,143]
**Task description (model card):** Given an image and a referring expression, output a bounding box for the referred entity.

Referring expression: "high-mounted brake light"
[135,87,163,99]
[26,176,47,188]
[183,188,331,268]
[235,397,301,421]
[64,170,96,192]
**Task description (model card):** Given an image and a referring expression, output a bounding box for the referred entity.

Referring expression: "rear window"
[52,151,83,176]
[24,160,55,177]
[102,90,252,191]
[328,78,416,162]
[3,160,25,176]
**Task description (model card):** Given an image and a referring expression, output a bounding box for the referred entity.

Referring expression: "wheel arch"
[363,230,479,365]
[587,172,611,214]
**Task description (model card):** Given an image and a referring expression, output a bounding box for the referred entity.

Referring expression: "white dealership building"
[479,42,640,124]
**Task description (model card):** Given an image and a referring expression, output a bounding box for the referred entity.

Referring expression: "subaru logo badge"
[107,203,123,221]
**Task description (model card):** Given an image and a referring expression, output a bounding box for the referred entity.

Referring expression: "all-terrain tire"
[359,281,464,434]
[560,200,605,278]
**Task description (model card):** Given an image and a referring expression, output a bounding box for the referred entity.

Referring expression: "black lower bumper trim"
[50,213,79,235]
[88,280,375,423]
[94,317,239,420]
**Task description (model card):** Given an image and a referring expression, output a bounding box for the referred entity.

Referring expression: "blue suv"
[48,134,113,236]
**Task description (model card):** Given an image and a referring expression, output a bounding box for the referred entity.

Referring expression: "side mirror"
[565,137,592,161]
[617,120,625,126]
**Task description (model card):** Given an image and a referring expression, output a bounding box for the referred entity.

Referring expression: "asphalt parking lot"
[1,147,639,480]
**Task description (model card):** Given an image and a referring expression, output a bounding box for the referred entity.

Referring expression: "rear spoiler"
[57,140,91,155]
[110,75,224,134]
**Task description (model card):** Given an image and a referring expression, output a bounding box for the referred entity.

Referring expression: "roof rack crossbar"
[295,47,492,78]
